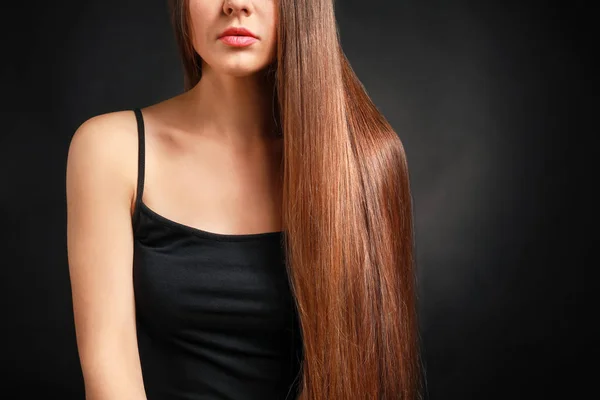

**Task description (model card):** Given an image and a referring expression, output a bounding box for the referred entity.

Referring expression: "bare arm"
[66,113,146,399]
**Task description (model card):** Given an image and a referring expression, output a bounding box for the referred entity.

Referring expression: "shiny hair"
[168,0,422,398]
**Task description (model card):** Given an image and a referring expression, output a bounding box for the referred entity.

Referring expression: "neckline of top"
[138,201,284,242]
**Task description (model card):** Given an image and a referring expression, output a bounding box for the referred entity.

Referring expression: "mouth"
[218,27,259,47]
[219,36,258,47]
[218,27,258,39]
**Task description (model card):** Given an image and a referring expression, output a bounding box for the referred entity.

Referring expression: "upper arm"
[66,111,146,398]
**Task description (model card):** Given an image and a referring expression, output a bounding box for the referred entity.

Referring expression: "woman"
[66,0,421,399]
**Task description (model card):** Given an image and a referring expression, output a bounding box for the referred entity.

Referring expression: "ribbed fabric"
[130,108,302,400]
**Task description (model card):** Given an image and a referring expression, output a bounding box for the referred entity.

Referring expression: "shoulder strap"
[132,108,146,230]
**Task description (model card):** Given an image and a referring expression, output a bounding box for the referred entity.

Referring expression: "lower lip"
[219,35,258,47]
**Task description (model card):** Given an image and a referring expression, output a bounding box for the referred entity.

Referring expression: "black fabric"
[130,108,303,400]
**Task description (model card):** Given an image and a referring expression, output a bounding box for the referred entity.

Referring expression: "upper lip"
[218,27,258,39]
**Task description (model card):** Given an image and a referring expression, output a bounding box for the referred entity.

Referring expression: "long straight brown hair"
[168,1,421,398]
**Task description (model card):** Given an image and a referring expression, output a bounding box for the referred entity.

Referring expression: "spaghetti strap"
[131,107,146,230]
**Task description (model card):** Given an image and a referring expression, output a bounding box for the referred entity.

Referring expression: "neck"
[180,62,279,146]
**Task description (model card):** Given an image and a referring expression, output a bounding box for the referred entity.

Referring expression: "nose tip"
[223,0,251,16]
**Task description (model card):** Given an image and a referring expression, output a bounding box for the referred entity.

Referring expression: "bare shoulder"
[66,110,140,212]
[69,110,138,162]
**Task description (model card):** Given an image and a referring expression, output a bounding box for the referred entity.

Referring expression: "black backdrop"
[0,1,591,399]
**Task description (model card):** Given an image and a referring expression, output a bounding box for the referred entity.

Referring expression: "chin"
[211,55,271,77]
[221,66,263,77]
[216,66,267,78]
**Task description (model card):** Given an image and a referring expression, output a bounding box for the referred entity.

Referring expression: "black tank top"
[130,108,303,400]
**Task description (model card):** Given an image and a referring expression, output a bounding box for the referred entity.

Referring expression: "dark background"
[0,0,592,399]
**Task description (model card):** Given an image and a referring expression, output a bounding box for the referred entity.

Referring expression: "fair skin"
[66,1,279,398]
